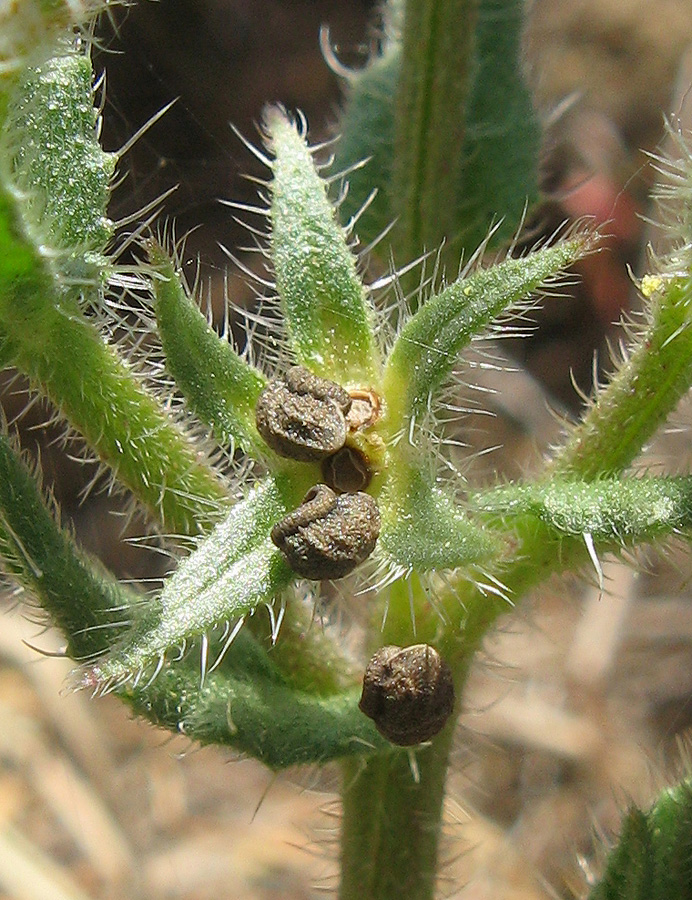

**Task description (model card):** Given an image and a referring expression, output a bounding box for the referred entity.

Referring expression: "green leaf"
[149,241,268,458]
[392,0,478,262]
[0,427,380,768]
[453,0,540,252]
[89,476,303,687]
[382,238,587,436]
[0,194,229,534]
[332,44,401,253]
[473,476,692,544]
[1,46,116,284]
[379,467,498,572]
[589,807,653,900]
[122,629,389,769]
[334,0,540,265]
[266,108,380,386]
[0,429,135,661]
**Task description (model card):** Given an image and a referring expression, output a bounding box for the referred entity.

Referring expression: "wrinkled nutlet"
[270,483,381,580]
[255,366,352,461]
[358,644,455,746]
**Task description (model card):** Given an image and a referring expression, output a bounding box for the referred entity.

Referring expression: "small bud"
[255,366,351,461]
[359,644,455,746]
[270,484,381,580]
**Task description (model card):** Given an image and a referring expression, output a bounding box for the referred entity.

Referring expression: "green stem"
[393,0,478,264]
[339,725,454,900]
[337,571,499,899]
[551,274,692,479]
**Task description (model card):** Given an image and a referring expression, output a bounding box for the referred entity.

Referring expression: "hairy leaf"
[150,242,268,458]
[89,476,306,687]
[122,630,390,769]
[379,467,497,572]
[267,108,380,386]
[474,476,692,544]
[382,238,586,435]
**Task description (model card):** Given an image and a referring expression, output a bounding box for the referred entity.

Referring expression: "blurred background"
[4,1,692,897]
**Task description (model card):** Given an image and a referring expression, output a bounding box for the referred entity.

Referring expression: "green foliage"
[381,238,587,434]
[475,476,692,543]
[150,241,268,458]
[589,782,692,900]
[333,0,540,266]
[3,48,115,280]
[0,48,229,536]
[378,468,498,573]
[90,477,297,688]
[1,2,692,898]
[122,644,390,768]
[267,108,380,385]
[0,429,134,660]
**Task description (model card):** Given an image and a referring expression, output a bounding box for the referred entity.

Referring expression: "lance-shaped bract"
[150,242,268,459]
[123,641,390,770]
[266,109,381,387]
[378,466,498,573]
[552,270,692,480]
[474,476,692,544]
[89,476,299,688]
[381,238,588,439]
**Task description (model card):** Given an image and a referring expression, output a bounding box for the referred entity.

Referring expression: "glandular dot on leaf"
[358,644,455,746]
[255,366,352,461]
[270,483,381,580]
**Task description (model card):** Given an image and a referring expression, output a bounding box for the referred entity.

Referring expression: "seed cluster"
[255,366,352,462]
[255,366,381,580]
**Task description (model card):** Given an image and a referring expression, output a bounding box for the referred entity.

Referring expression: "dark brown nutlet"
[270,484,381,580]
[322,445,372,493]
[358,644,455,746]
[255,366,352,461]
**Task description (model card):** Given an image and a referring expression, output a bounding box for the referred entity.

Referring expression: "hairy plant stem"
[393,0,478,266]
[550,274,692,479]
[338,572,501,899]
[340,725,455,900]
[336,259,692,894]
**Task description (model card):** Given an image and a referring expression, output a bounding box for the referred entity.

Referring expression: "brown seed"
[270,484,381,580]
[358,644,455,745]
[255,366,352,461]
[322,445,372,493]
